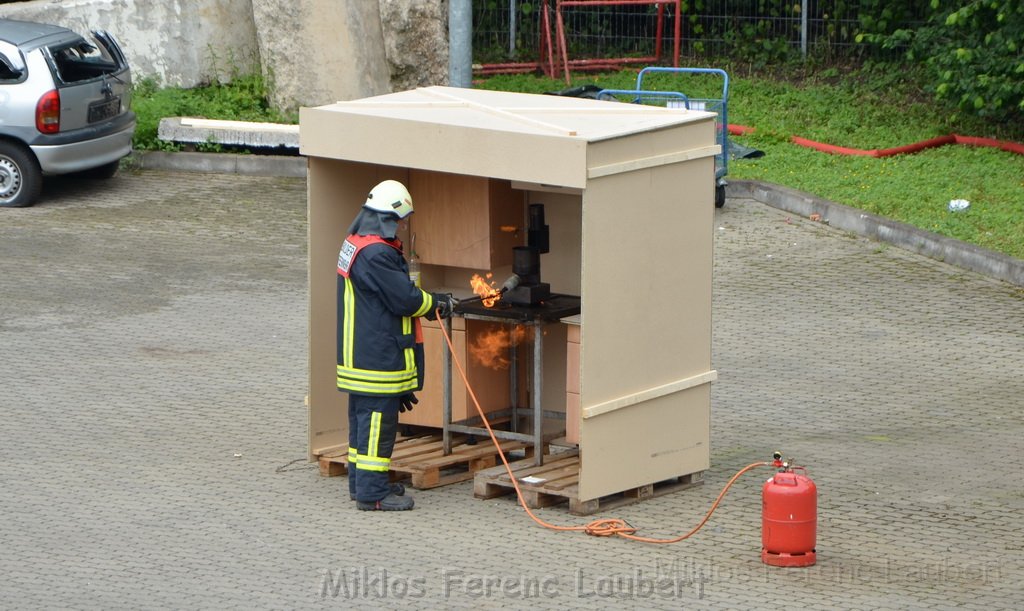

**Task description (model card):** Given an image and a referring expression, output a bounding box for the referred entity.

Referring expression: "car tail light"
[36,89,60,134]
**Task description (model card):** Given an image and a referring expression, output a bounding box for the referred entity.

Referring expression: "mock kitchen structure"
[300,86,718,507]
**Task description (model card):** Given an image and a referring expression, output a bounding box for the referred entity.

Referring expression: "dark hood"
[348,208,400,240]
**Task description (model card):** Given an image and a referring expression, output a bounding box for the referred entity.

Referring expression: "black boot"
[357,493,414,511]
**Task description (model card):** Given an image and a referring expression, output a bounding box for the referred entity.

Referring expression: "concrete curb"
[129,152,1023,288]
[129,151,307,178]
[729,180,1024,288]
[157,117,300,149]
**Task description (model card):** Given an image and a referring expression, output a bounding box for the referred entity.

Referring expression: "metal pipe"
[456,289,503,306]
[532,320,543,466]
[442,316,453,454]
[509,0,517,56]
[510,322,518,434]
[454,274,520,307]
[448,0,472,87]
[801,0,808,58]
[447,424,535,443]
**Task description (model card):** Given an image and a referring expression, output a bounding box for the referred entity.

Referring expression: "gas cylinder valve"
[771,451,794,471]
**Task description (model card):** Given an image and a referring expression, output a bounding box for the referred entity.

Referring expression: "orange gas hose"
[728,123,1024,157]
[436,310,771,543]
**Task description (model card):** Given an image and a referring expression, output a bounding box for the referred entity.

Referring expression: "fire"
[469,273,502,307]
[469,325,528,370]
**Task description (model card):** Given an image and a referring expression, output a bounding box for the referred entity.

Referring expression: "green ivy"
[473,1,1021,123]
[860,1,1023,123]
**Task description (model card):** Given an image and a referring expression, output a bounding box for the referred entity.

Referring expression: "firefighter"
[337,179,456,511]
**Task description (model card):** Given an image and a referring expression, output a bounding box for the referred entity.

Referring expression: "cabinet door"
[565,324,581,445]
[409,170,523,269]
[400,321,466,427]
[460,319,521,422]
[402,318,521,428]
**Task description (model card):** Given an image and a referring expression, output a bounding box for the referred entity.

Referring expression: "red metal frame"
[555,0,681,84]
[474,0,557,76]
[474,0,681,82]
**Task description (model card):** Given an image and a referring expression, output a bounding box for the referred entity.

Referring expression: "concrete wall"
[251,0,392,112]
[0,0,260,88]
[0,0,449,110]
[380,0,449,93]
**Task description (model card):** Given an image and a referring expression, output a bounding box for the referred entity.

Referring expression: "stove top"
[455,294,581,322]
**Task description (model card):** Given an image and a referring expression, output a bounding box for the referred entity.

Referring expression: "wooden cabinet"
[408,170,524,270]
[401,317,520,428]
[565,320,581,445]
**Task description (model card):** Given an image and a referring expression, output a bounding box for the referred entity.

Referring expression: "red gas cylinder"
[762,468,817,567]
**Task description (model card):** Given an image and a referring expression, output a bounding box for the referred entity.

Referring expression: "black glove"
[432,293,459,319]
[399,393,418,413]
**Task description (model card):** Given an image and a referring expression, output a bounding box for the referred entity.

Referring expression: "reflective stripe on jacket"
[336,234,435,396]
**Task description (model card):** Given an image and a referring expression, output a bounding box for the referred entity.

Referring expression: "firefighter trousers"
[347,394,400,502]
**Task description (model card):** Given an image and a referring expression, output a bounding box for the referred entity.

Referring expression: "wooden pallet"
[473,451,704,515]
[316,434,534,490]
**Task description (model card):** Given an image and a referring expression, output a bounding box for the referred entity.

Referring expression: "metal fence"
[473,0,926,66]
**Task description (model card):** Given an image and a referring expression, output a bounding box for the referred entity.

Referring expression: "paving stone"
[0,171,1021,608]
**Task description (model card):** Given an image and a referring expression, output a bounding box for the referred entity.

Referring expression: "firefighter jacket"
[336,234,436,396]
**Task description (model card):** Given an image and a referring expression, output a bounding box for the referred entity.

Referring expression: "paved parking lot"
[2,167,1022,609]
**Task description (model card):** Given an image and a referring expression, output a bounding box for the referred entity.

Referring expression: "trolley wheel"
[715,183,726,208]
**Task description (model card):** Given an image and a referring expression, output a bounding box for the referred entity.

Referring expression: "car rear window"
[0,40,25,82]
[49,33,123,85]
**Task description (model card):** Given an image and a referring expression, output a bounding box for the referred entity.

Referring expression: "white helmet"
[364,180,413,219]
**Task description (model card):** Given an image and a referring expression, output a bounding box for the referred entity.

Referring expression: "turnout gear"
[337,198,439,505]
[350,482,405,502]
[336,233,436,395]
[346,390,403,501]
[348,207,401,240]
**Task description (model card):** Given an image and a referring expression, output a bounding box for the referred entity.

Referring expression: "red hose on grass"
[727,124,1024,157]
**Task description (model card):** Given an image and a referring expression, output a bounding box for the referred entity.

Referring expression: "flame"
[469,325,528,370]
[469,273,502,307]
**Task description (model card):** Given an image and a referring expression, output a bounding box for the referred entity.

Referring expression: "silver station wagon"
[0,18,135,207]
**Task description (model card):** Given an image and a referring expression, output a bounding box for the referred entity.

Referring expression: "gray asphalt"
[2,164,1021,609]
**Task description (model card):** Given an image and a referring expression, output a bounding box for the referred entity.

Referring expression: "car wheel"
[77,160,121,180]
[0,141,42,208]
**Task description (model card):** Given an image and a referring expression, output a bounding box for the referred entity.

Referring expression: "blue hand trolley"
[598,67,730,208]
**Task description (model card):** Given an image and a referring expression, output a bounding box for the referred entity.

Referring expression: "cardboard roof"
[299,86,716,188]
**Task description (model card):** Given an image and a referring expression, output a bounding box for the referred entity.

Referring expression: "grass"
[477,66,1024,261]
[130,65,1024,260]
[131,75,295,151]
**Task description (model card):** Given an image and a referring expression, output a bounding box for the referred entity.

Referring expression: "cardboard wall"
[576,155,715,500]
[303,90,718,501]
[307,158,409,457]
